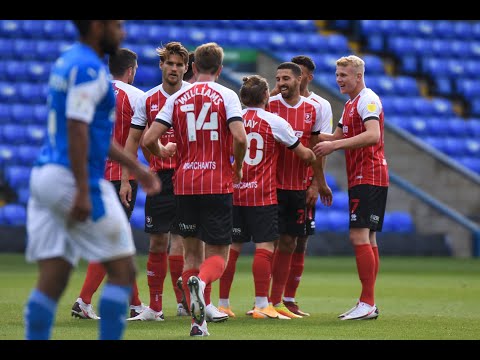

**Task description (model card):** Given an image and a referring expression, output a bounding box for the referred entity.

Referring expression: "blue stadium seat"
[446,117,469,138]
[135,187,147,209]
[0,103,11,122]
[407,116,428,136]
[433,20,455,39]
[362,54,385,74]
[5,61,28,82]
[431,98,455,117]
[17,145,40,166]
[0,82,18,102]
[314,214,329,232]
[0,39,14,60]
[325,173,340,192]
[5,166,31,188]
[0,20,21,38]
[0,145,14,168]
[327,211,349,232]
[134,65,161,88]
[331,191,349,212]
[395,76,419,96]
[25,125,47,146]
[443,137,467,157]
[35,40,62,61]
[26,61,51,83]
[42,20,70,40]
[33,104,48,125]
[11,104,35,125]
[387,36,416,56]
[466,119,480,137]
[17,187,30,205]
[325,33,350,53]
[465,139,480,157]
[459,157,480,174]
[425,117,450,137]
[18,82,48,104]
[2,124,26,145]
[368,75,395,96]
[20,19,45,38]
[130,206,144,229]
[388,211,415,233]
[1,203,27,226]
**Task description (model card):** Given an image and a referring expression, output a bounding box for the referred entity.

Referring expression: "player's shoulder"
[113,80,144,97]
[309,92,332,107]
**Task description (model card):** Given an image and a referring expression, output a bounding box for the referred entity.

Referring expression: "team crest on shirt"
[367,102,377,112]
[145,216,153,228]
[305,113,312,123]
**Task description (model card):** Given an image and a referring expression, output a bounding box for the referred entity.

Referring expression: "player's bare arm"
[109,140,161,196]
[68,119,91,222]
[229,119,248,184]
[120,127,144,208]
[314,119,380,156]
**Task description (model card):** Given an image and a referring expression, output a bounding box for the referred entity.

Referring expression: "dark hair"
[291,55,316,72]
[239,75,269,107]
[277,61,302,77]
[108,48,138,77]
[72,20,93,37]
[183,51,195,82]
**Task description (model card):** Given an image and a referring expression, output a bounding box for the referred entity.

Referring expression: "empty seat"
[17,145,40,165]
[2,124,27,145]
[5,166,31,188]
[1,203,27,226]
[331,191,349,212]
[395,76,419,96]
[0,82,18,102]
[327,211,349,232]
[130,206,144,229]
[25,125,47,146]
[11,104,36,125]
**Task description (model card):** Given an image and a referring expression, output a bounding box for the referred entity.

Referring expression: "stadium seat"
[26,61,51,83]
[18,82,48,104]
[331,191,349,212]
[395,76,419,96]
[4,166,31,188]
[327,211,349,232]
[388,211,415,233]
[130,207,144,229]
[2,125,26,145]
[0,145,15,168]
[325,173,340,192]
[0,39,14,60]
[33,104,48,125]
[0,103,11,122]
[466,119,480,137]
[134,66,161,88]
[24,125,46,146]
[0,20,21,38]
[313,214,329,232]
[0,82,18,102]
[17,187,30,205]
[1,203,27,226]
[17,145,40,166]
[362,54,385,74]
[11,104,36,125]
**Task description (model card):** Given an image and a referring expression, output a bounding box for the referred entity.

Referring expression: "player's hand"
[306,184,319,209]
[119,180,132,209]
[318,183,333,207]
[160,141,177,158]
[69,190,91,223]
[313,141,335,156]
[135,164,161,195]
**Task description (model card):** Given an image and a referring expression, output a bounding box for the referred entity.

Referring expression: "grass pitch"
[1,253,479,340]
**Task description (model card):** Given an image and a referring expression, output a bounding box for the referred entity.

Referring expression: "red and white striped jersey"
[305,91,333,187]
[156,81,243,195]
[131,81,190,172]
[234,107,300,206]
[268,94,324,190]
[338,87,389,188]
[104,80,144,181]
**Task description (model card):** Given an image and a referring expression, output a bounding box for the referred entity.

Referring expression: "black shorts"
[277,189,307,237]
[305,205,316,236]
[176,193,233,246]
[111,179,137,220]
[232,204,278,244]
[144,169,178,234]
[348,184,388,232]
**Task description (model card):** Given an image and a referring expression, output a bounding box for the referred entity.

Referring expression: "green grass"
[1,254,479,340]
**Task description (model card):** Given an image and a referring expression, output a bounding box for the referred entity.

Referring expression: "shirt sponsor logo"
[233,181,258,189]
[183,161,216,170]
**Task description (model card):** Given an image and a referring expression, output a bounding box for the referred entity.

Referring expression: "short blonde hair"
[336,55,365,75]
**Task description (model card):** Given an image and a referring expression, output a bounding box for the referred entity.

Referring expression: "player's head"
[291,55,315,94]
[193,42,224,78]
[72,20,125,56]
[239,75,270,108]
[156,41,189,87]
[275,61,302,100]
[108,47,138,85]
[335,55,365,97]
[183,51,196,83]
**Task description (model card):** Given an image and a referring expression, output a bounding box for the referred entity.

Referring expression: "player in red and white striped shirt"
[143,42,248,337]
[217,75,316,320]
[267,62,332,318]
[71,48,146,320]
[281,55,333,317]
[313,55,389,320]
[120,42,190,321]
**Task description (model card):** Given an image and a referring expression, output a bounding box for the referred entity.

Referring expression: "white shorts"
[26,164,136,266]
